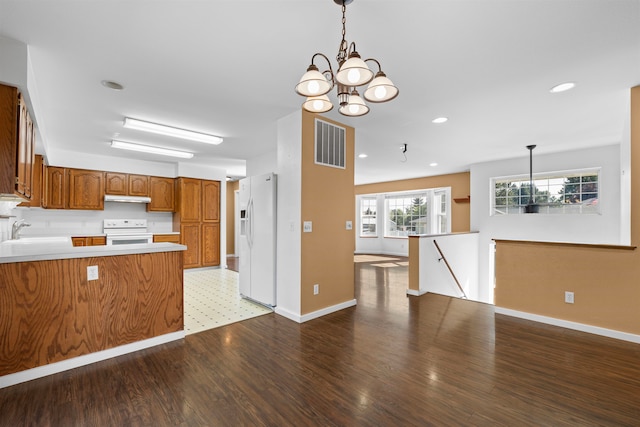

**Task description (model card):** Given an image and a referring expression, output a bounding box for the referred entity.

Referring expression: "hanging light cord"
[401,143,408,162]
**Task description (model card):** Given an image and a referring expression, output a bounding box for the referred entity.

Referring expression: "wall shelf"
[454,196,470,204]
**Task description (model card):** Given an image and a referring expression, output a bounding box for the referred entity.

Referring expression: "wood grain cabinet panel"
[42,166,67,209]
[19,154,43,207]
[181,223,201,268]
[147,176,175,212]
[177,178,201,222]
[128,174,149,197]
[67,169,104,210]
[0,84,35,201]
[153,234,180,243]
[201,223,220,267]
[72,236,106,246]
[202,180,220,222]
[105,172,127,195]
[0,252,183,377]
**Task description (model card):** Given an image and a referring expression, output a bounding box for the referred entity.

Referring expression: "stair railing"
[433,240,468,299]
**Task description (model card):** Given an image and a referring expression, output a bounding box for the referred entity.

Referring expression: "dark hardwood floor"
[226,255,239,272]
[1,255,640,426]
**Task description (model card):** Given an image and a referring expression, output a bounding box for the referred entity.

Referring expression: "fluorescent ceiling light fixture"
[111,140,194,159]
[550,82,575,93]
[123,118,223,145]
[432,117,448,124]
[358,153,368,158]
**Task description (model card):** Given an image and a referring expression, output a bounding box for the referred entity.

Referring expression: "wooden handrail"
[433,240,467,299]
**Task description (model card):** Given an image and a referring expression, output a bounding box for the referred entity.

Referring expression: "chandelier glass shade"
[294,0,398,117]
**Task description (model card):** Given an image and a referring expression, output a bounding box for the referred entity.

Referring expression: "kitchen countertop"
[0,241,187,264]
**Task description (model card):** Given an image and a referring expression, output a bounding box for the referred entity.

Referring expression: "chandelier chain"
[337,1,348,65]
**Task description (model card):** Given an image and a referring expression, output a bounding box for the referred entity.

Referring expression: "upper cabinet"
[43,167,104,210]
[0,84,35,201]
[67,169,104,210]
[176,177,202,222]
[202,180,220,222]
[105,172,149,197]
[147,176,175,212]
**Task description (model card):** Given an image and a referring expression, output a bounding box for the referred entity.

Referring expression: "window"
[492,169,600,215]
[360,197,377,237]
[386,193,428,237]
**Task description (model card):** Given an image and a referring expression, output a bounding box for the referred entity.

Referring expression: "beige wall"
[355,172,471,232]
[494,86,640,336]
[226,180,239,255]
[300,111,355,315]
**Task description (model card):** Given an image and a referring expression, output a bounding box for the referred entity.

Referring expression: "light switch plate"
[346,220,353,230]
[303,221,312,232]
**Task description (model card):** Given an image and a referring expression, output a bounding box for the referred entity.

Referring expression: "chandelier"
[294,0,399,117]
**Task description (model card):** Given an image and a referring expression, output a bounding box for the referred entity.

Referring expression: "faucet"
[11,219,31,240]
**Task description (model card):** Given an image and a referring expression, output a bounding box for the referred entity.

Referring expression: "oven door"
[106,233,154,245]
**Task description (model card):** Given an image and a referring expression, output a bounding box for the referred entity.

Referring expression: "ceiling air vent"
[315,119,346,169]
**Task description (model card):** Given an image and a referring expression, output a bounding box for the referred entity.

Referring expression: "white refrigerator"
[239,172,277,307]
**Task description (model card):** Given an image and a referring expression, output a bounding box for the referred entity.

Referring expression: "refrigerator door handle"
[249,197,255,248]
[247,197,253,248]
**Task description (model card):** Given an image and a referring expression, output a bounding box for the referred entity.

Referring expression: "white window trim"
[490,167,601,216]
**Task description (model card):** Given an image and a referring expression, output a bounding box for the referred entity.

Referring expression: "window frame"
[491,168,601,216]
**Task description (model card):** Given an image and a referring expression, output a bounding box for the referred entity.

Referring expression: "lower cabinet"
[180,223,219,268]
[72,236,107,247]
[153,234,180,244]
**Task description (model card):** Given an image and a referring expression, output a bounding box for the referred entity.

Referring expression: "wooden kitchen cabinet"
[42,165,66,209]
[147,176,175,212]
[105,172,127,195]
[173,177,220,268]
[201,223,220,267]
[181,223,201,268]
[176,177,201,222]
[0,84,35,201]
[153,234,180,243]
[202,180,220,222]
[128,174,149,196]
[71,236,107,246]
[105,173,149,197]
[67,168,104,210]
[19,154,43,207]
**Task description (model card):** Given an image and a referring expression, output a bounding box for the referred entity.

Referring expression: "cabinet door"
[178,178,201,222]
[24,111,35,198]
[67,169,104,210]
[128,174,149,197]
[19,154,42,207]
[147,177,175,212]
[202,180,220,222]
[105,172,127,195]
[43,166,66,209]
[16,93,28,197]
[88,236,106,246]
[181,223,201,268]
[201,223,220,267]
[0,84,19,196]
[153,234,180,243]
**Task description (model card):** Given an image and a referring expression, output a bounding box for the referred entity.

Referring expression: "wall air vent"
[315,119,346,169]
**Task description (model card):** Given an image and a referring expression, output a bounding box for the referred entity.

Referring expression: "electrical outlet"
[564,291,574,304]
[313,284,319,295]
[303,221,313,233]
[87,265,99,281]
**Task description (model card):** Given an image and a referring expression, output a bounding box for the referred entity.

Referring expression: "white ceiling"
[1,0,639,184]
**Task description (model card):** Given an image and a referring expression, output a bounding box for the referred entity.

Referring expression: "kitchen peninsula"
[0,241,186,388]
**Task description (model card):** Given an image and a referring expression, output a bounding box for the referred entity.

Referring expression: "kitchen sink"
[0,236,72,246]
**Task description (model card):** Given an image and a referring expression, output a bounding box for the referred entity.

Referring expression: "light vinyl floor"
[183,268,272,335]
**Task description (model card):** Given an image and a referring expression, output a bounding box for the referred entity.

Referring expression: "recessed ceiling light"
[429,162,438,167]
[101,80,124,91]
[123,117,223,145]
[111,140,194,159]
[358,153,368,158]
[432,117,448,124]
[550,82,575,93]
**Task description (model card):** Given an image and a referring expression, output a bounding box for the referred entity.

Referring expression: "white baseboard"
[0,331,185,389]
[275,299,357,323]
[495,307,640,344]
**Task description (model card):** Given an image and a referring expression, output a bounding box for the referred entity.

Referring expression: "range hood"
[104,194,151,203]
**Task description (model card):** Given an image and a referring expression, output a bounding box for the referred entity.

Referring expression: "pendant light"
[294,0,398,117]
